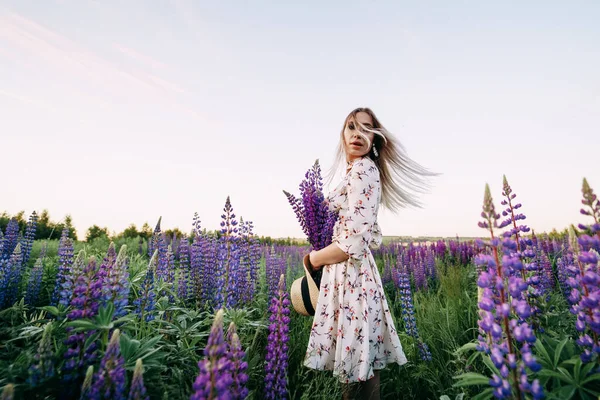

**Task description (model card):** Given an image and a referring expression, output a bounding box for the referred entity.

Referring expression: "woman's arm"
[309,243,349,269]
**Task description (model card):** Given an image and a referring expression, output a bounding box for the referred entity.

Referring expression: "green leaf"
[453,372,490,387]
[65,320,97,331]
[553,337,569,367]
[573,356,581,381]
[556,366,575,384]
[580,387,600,398]
[581,373,600,385]
[580,360,596,380]
[481,355,500,375]
[456,341,478,355]
[550,385,576,399]
[538,369,570,382]
[470,387,494,400]
[38,306,60,316]
[534,338,552,366]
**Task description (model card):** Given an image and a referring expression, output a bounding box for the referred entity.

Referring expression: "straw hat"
[290,254,320,316]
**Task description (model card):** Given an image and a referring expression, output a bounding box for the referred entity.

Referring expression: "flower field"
[0,176,599,400]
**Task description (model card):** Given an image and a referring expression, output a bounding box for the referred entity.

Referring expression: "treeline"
[0,210,305,247]
[0,210,77,241]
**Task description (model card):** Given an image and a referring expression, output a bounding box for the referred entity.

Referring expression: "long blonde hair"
[327,107,439,212]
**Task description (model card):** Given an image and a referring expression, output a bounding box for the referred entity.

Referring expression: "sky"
[1,0,599,240]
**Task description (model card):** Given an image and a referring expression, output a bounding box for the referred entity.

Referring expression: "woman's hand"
[308,251,320,272]
[307,244,350,271]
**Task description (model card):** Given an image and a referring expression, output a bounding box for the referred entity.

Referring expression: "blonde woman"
[303,107,437,400]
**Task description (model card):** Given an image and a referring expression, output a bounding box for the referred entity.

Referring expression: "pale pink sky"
[2,1,599,239]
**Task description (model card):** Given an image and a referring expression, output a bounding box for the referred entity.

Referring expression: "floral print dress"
[303,156,408,383]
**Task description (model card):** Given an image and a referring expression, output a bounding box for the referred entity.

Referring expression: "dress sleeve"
[333,159,380,261]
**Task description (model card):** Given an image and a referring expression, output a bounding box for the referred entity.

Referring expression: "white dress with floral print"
[303,156,408,383]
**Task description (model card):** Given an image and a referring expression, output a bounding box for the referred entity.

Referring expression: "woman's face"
[343,111,375,161]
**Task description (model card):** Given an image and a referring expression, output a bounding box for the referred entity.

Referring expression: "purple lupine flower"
[68,256,102,320]
[164,244,176,302]
[21,211,38,266]
[1,218,19,260]
[201,237,218,307]
[88,329,126,400]
[178,236,191,303]
[435,240,447,259]
[134,250,157,322]
[580,178,600,242]
[566,227,600,363]
[474,184,543,399]
[236,219,252,305]
[395,266,418,338]
[266,250,286,299]
[225,239,241,309]
[190,308,233,400]
[425,248,436,281]
[536,249,555,295]
[149,218,169,289]
[128,359,149,400]
[189,215,203,303]
[28,322,55,387]
[1,243,23,307]
[52,228,75,306]
[417,341,432,362]
[248,223,261,302]
[24,257,44,307]
[394,264,431,361]
[63,257,102,391]
[264,274,290,399]
[226,322,249,399]
[103,245,130,319]
[220,196,240,308]
[412,254,427,291]
[283,160,338,251]
[98,242,117,302]
[213,239,227,310]
[147,217,161,258]
[382,255,392,285]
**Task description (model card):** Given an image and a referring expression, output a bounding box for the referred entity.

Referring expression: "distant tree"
[36,209,52,239]
[60,214,78,240]
[86,225,109,242]
[140,222,152,240]
[121,223,140,239]
[164,228,185,238]
[35,209,63,240]
[0,211,27,233]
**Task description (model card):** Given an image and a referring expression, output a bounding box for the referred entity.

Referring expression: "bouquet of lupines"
[283,159,338,251]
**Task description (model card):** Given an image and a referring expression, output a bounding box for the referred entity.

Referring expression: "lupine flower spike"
[566,226,600,362]
[88,329,126,400]
[190,308,233,399]
[474,184,544,400]
[226,322,249,399]
[128,359,150,400]
[264,274,290,399]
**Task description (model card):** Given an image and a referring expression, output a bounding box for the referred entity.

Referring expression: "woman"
[303,107,436,400]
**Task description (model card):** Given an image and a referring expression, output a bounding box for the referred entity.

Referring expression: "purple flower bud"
[479,297,495,312]
[513,300,532,319]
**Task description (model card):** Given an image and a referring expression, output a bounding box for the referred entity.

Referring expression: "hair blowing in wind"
[328,107,440,213]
